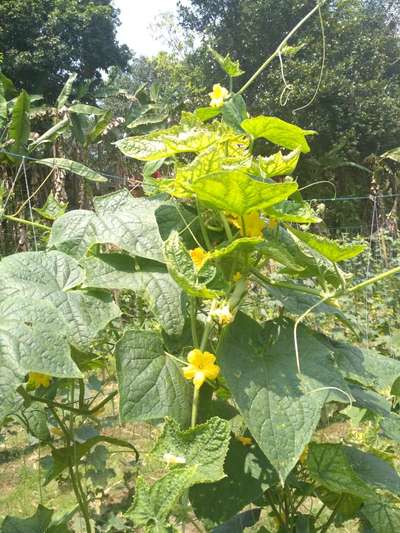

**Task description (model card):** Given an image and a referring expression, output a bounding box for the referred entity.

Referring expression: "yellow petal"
[28,372,52,388]
[187,349,203,366]
[204,363,220,381]
[182,365,197,380]
[202,351,217,366]
[193,371,206,389]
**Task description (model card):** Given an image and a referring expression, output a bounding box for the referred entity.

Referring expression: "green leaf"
[115,330,191,425]
[23,403,51,442]
[362,498,400,533]
[56,73,77,109]
[126,467,198,530]
[152,417,230,484]
[191,171,298,215]
[194,106,221,122]
[212,509,261,533]
[82,254,186,335]
[327,338,400,390]
[222,94,247,132]
[0,72,18,99]
[241,116,316,153]
[257,150,300,178]
[189,437,277,525]
[34,192,67,221]
[0,251,120,350]
[0,94,7,129]
[163,231,222,299]
[264,285,348,321]
[381,147,400,163]
[208,237,264,261]
[308,443,400,500]
[9,90,30,153]
[0,320,81,422]
[68,103,104,115]
[36,158,107,183]
[265,201,321,223]
[1,504,53,533]
[49,190,165,262]
[116,123,234,161]
[288,227,367,262]
[85,110,112,145]
[218,315,349,482]
[209,48,245,77]
[29,117,69,151]
[380,414,400,442]
[128,110,169,129]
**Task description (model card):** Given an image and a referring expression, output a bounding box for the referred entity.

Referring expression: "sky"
[115,0,180,57]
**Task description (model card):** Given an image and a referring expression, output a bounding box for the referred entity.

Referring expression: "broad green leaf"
[82,254,186,335]
[241,116,316,153]
[49,190,165,262]
[362,498,400,533]
[208,237,264,261]
[9,90,30,153]
[56,73,77,109]
[212,509,261,533]
[128,110,168,129]
[34,192,67,221]
[270,227,345,288]
[288,227,367,262]
[0,72,18,99]
[308,443,400,500]
[152,417,230,484]
[29,117,69,151]
[348,383,391,417]
[163,231,222,299]
[194,106,221,122]
[381,147,400,163]
[265,201,321,223]
[264,285,348,321]
[85,110,112,145]
[23,403,51,442]
[191,171,298,215]
[115,330,191,425]
[257,150,300,178]
[0,318,81,422]
[189,437,277,525]
[222,94,247,132]
[116,123,236,161]
[209,48,245,77]
[0,251,120,350]
[326,338,400,390]
[36,158,107,183]
[68,103,104,115]
[380,414,400,442]
[218,314,348,481]
[126,467,198,530]
[1,504,53,533]
[42,435,136,485]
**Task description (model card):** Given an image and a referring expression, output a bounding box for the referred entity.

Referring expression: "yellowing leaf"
[257,150,300,178]
[242,116,317,153]
[191,171,298,215]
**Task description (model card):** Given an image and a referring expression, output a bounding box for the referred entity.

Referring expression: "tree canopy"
[0,0,129,100]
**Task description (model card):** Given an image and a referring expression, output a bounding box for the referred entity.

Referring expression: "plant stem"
[220,212,234,242]
[4,214,49,231]
[238,0,326,95]
[191,386,200,428]
[200,319,213,351]
[347,265,400,294]
[190,297,199,347]
[250,268,322,297]
[196,198,212,250]
[319,495,343,533]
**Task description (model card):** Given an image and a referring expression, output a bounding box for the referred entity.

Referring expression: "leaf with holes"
[218,314,349,482]
[152,417,230,484]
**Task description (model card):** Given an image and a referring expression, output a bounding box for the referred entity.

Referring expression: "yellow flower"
[28,372,52,389]
[189,247,209,270]
[210,303,233,326]
[209,84,229,108]
[182,349,220,389]
[230,212,266,238]
[232,272,242,282]
[238,436,253,446]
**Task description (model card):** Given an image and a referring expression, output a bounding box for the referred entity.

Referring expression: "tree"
[178,0,400,226]
[0,0,130,101]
